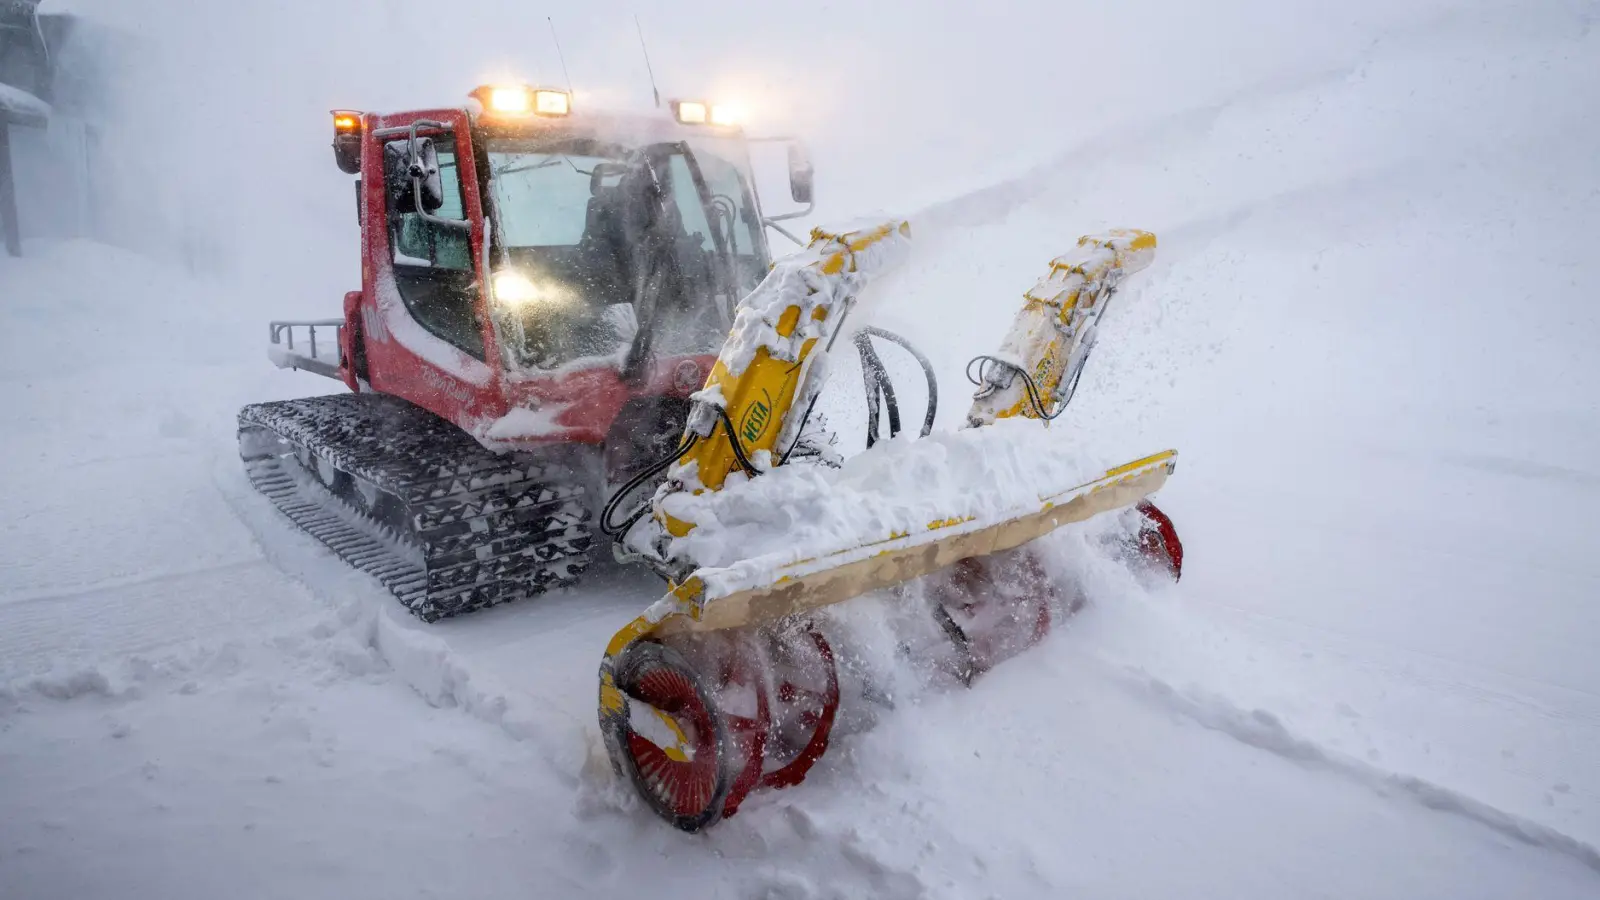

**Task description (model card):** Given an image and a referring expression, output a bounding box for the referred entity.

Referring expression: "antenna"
[633,15,662,109]
[547,17,574,94]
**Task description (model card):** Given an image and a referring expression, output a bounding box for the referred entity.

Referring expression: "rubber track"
[238,393,594,621]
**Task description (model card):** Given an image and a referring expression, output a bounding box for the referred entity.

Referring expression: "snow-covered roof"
[0,82,50,126]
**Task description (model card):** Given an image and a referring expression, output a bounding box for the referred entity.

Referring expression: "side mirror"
[749,135,817,238]
[409,136,446,213]
[383,134,445,214]
[787,141,814,205]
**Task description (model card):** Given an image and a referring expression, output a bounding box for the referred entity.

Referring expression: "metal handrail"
[269,319,345,380]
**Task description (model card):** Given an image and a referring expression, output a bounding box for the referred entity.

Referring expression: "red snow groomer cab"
[240,85,816,620]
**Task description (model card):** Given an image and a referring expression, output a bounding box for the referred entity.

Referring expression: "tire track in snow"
[1116,666,1600,878]
[0,560,322,679]
[0,559,266,608]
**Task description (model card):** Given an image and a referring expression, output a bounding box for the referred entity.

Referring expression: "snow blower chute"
[596,222,1184,831]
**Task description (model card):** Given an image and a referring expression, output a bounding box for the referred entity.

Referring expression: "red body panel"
[335,107,719,452]
[500,355,713,447]
[339,289,363,393]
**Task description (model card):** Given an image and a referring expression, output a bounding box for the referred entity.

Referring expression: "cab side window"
[384,137,484,359]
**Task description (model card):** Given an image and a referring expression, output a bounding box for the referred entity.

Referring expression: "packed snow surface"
[4,1,1600,898]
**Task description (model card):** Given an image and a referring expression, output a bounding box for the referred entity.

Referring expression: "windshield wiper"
[674,142,744,329]
[494,155,600,178]
[494,157,566,177]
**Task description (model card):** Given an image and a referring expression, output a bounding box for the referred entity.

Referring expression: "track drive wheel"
[609,635,769,831]
[295,444,349,494]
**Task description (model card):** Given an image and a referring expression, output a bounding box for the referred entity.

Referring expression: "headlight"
[672,99,739,127]
[673,100,708,125]
[471,85,572,118]
[534,89,570,116]
[489,86,531,114]
[493,270,572,309]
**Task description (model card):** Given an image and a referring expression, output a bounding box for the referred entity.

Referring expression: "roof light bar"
[470,84,571,118]
[672,99,738,127]
[672,100,708,125]
[534,89,570,116]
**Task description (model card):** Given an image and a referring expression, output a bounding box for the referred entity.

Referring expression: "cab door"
[355,109,507,428]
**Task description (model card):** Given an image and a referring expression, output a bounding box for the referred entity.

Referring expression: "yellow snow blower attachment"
[596,223,1182,831]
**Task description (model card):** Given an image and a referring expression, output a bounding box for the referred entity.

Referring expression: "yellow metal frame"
[969,229,1156,425]
[657,221,912,536]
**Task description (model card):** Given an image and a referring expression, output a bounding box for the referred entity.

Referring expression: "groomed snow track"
[237,393,595,621]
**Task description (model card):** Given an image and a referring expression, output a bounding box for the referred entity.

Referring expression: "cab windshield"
[485,136,767,371]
